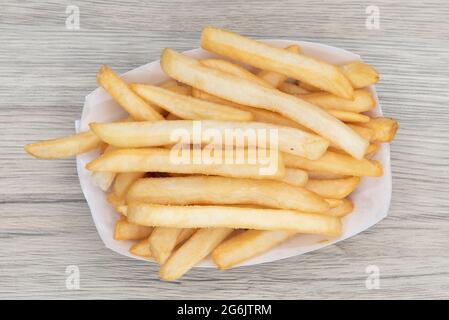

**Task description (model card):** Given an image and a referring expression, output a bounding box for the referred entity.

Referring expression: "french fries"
[201,27,354,98]
[283,151,383,177]
[257,44,301,88]
[126,176,329,213]
[130,84,253,121]
[25,25,397,280]
[90,120,329,159]
[96,65,163,121]
[212,230,295,270]
[160,228,233,281]
[127,203,342,236]
[24,131,101,159]
[305,177,361,199]
[86,148,286,179]
[161,49,368,159]
[299,90,375,112]
[113,219,153,241]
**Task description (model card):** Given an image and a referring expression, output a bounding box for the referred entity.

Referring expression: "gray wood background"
[1,0,448,299]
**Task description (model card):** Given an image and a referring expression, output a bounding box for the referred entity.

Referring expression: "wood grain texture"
[1,0,449,299]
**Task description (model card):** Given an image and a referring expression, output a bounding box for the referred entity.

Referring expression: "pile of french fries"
[25,26,398,281]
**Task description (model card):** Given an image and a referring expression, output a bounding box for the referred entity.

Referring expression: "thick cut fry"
[127,176,329,213]
[161,49,368,159]
[86,148,285,179]
[324,199,353,217]
[339,61,379,88]
[200,59,271,87]
[130,84,253,121]
[279,82,309,95]
[129,239,152,258]
[160,228,232,281]
[24,131,101,159]
[283,151,383,177]
[212,230,295,269]
[90,120,329,159]
[257,45,301,88]
[113,219,153,240]
[325,110,370,123]
[305,177,361,199]
[278,168,308,187]
[299,90,375,112]
[201,27,354,98]
[112,172,146,198]
[96,65,163,121]
[127,204,342,236]
[360,117,399,143]
[149,227,183,264]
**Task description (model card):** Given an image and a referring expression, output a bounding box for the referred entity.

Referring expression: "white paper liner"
[76,40,391,268]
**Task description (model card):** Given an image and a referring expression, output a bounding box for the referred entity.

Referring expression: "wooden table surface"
[1,0,448,299]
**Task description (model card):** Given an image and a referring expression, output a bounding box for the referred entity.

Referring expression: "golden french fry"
[149,227,183,264]
[90,120,329,159]
[130,84,253,121]
[158,79,192,96]
[112,172,146,199]
[305,177,361,199]
[86,148,285,179]
[212,230,295,269]
[299,90,375,112]
[201,27,354,98]
[324,199,353,217]
[24,131,101,159]
[176,228,197,246]
[278,168,308,187]
[283,151,383,177]
[279,82,310,95]
[306,171,347,179]
[113,219,153,240]
[200,59,271,87]
[160,228,233,281]
[360,117,399,143]
[257,45,301,88]
[96,65,163,121]
[129,238,152,258]
[339,61,379,88]
[326,110,370,123]
[127,176,329,213]
[127,203,342,236]
[161,49,368,159]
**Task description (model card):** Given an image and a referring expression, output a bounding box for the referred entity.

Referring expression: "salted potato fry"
[212,230,295,269]
[161,49,368,159]
[127,176,329,213]
[361,117,399,143]
[160,228,233,281]
[112,172,146,199]
[299,90,375,112]
[278,168,308,187]
[127,204,342,236]
[86,148,286,179]
[305,177,361,199]
[200,59,271,87]
[149,227,183,264]
[113,219,153,241]
[279,82,310,95]
[130,84,253,121]
[326,110,370,123]
[201,27,353,98]
[90,120,329,159]
[257,44,301,88]
[129,238,152,258]
[96,65,163,121]
[324,199,353,217]
[283,151,383,177]
[339,61,379,88]
[24,131,101,159]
